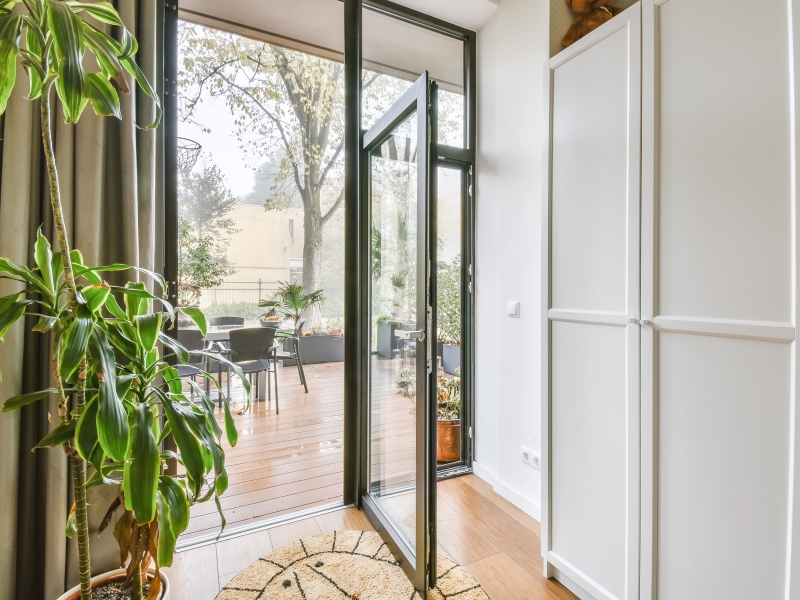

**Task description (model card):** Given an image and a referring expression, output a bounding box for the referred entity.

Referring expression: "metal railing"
[198,278,280,308]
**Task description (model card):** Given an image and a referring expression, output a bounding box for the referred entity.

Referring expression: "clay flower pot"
[437,419,461,463]
[56,568,170,600]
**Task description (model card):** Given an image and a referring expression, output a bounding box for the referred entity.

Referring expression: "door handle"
[395,329,425,341]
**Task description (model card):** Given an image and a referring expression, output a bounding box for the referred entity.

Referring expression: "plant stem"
[71,456,92,600]
[131,561,143,600]
[40,85,78,311]
[41,85,92,599]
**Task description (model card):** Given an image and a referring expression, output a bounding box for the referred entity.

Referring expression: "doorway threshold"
[176,501,350,552]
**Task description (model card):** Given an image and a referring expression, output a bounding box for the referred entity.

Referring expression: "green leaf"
[179,307,207,337]
[124,403,159,524]
[116,373,135,400]
[156,476,189,566]
[160,394,204,498]
[65,1,122,25]
[2,387,56,412]
[223,399,238,447]
[88,325,128,461]
[34,227,54,294]
[81,283,110,312]
[0,14,21,116]
[135,312,162,353]
[104,291,127,320]
[65,509,77,538]
[158,332,189,364]
[0,257,48,294]
[156,492,176,567]
[121,53,161,129]
[23,37,43,100]
[75,394,99,461]
[182,406,226,494]
[88,439,104,474]
[70,250,101,284]
[35,419,77,448]
[51,253,64,286]
[47,0,86,123]
[59,302,93,381]
[214,494,226,536]
[83,71,120,118]
[163,366,183,395]
[121,281,147,318]
[81,22,127,88]
[0,298,30,342]
[32,314,57,333]
[105,324,137,362]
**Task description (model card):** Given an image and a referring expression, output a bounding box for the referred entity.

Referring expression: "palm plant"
[258,281,325,325]
[0,2,244,599]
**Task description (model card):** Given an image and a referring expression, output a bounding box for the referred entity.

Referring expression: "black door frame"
[343,0,478,508]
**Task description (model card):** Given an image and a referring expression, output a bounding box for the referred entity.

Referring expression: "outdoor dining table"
[192,326,293,401]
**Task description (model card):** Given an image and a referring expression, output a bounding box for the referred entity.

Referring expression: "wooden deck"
[183,355,421,540]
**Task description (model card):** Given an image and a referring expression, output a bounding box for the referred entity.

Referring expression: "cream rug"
[216,530,490,599]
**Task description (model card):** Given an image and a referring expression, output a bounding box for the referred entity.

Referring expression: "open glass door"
[361,71,437,595]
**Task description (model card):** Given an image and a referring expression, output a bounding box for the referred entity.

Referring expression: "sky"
[178,84,258,198]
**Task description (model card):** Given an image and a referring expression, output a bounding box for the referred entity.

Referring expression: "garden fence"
[198,278,281,308]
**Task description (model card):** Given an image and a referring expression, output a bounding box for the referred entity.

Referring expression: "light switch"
[507,301,520,317]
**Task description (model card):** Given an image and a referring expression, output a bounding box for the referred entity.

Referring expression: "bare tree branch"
[321,186,345,226]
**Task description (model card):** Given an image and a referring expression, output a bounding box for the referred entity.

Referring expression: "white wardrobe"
[542,1,800,599]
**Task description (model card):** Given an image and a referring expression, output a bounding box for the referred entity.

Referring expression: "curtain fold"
[0,0,162,597]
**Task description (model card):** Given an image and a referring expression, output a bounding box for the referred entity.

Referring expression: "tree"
[180,24,344,326]
[178,164,236,304]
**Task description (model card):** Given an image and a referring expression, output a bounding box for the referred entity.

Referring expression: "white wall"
[474,0,548,520]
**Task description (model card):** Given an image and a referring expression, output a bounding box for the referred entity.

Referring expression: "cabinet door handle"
[640,319,650,326]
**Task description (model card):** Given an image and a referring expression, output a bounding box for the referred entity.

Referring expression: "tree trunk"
[302,193,323,330]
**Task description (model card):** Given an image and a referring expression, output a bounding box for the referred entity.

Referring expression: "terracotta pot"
[56,568,170,600]
[437,419,461,463]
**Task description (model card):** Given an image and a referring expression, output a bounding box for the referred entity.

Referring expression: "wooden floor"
[165,474,577,600]
[183,355,422,539]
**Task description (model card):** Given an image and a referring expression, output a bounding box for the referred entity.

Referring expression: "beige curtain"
[0,0,162,597]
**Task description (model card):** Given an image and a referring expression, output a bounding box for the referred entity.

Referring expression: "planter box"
[377,321,400,358]
[442,343,461,375]
[282,334,344,365]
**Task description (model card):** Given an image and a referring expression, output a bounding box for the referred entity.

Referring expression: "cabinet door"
[543,5,641,600]
[641,1,796,599]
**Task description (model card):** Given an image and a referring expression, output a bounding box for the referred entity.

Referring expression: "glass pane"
[362,7,464,147]
[369,111,419,553]
[176,4,346,539]
[436,167,462,465]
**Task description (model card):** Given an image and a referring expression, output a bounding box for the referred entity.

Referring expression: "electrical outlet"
[521,446,541,470]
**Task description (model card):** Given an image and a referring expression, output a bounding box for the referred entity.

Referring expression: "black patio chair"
[176,328,205,396]
[269,318,308,393]
[226,326,280,413]
[209,316,245,330]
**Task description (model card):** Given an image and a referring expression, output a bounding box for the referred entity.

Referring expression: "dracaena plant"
[1,244,250,600]
[0,1,243,599]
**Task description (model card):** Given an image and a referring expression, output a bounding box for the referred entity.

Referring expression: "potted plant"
[0,2,247,598]
[376,315,400,359]
[258,281,325,325]
[437,256,462,375]
[436,364,461,463]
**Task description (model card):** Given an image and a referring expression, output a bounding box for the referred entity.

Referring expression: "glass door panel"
[362,72,436,595]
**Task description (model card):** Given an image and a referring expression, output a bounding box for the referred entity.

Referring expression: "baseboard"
[471,461,542,522]
[553,566,598,600]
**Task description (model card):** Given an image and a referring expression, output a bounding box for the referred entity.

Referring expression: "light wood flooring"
[165,474,578,600]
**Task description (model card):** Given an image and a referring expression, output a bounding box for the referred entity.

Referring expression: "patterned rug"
[216,530,490,599]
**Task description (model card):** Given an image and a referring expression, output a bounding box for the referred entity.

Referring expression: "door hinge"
[468,426,473,439]
[468,281,472,294]
[468,184,473,197]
